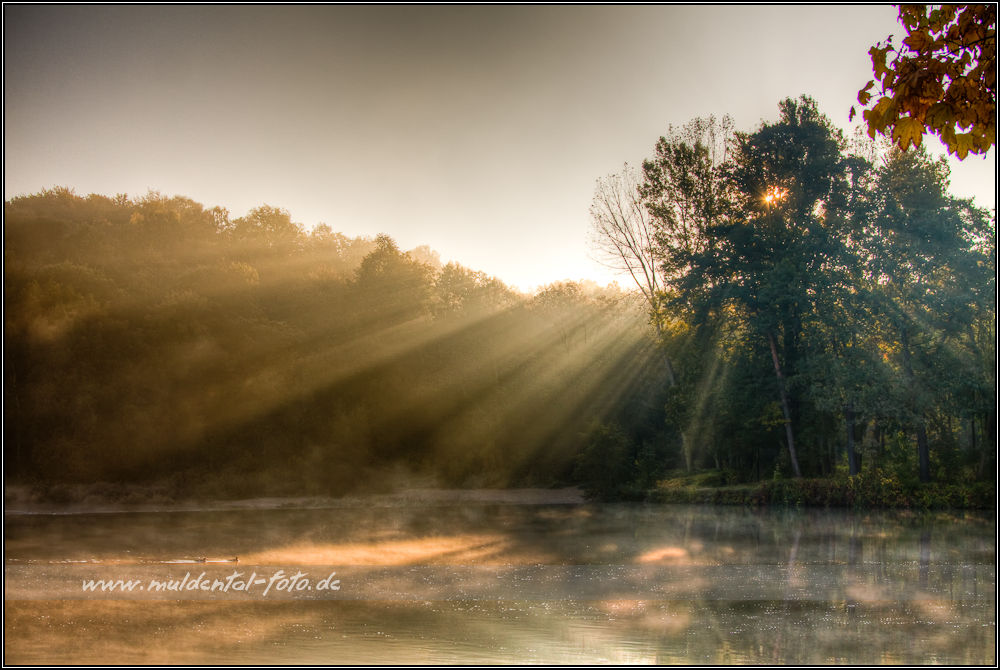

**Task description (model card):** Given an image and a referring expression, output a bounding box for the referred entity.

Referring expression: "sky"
[4,5,996,292]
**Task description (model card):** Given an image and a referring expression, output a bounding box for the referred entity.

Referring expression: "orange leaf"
[903,31,930,52]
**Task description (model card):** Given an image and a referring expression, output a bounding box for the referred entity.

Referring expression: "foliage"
[589,165,662,318]
[590,95,995,500]
[573,423,636,500]
[852,4,996,158]
[4,188,659,499]
[5,93,995,508]
[649,471,995,510]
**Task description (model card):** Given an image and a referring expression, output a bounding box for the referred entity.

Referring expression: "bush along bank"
[645,470,996,510]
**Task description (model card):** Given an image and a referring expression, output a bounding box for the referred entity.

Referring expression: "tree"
[670,97,854,478]
[852,4,996,158]
[407,244,443,271]
[354,233,435,324]
[228,205,303,249]
[590,116,734,331]
[862,145,993,481]
[641,115,734,302]
[590,164,663,322]
[636,115,735,470]
[434,262,516,316]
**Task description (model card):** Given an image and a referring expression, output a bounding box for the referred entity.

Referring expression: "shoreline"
[3,486,587,516]
[647,476,997,511]
[6,476,996,514]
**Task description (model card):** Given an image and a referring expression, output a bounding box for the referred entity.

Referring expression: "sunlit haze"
[5,5,994,291]
[4,6,997,664]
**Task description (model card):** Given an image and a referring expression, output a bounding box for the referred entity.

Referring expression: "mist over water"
[4,500,994,664]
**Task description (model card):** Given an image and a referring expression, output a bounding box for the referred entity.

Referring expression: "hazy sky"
[4,5,996,290]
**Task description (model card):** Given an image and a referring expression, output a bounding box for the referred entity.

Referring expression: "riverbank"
[5,473,995,514]
[647,470,996,510]
[3,484,585,515]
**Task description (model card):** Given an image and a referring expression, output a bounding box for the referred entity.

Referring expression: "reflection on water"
[4,501,996,664]
[5,598,994,665]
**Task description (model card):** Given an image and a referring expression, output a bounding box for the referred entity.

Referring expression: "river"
[4,491,995,664]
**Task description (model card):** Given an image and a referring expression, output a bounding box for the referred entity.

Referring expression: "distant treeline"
[4,188,670,498]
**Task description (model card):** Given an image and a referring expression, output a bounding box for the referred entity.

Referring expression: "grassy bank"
[645,470,996,510]
[6,469,994,512]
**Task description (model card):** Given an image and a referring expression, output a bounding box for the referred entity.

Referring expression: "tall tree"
[863,145,993,481]
[637,116,736,470]
[590,164,663,323]
[663,97,854,477]
[640,115,734,305]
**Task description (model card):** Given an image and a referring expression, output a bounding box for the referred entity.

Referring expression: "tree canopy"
[592,95,995,493]
[4,189,660,499]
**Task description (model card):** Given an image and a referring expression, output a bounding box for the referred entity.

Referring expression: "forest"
[3,186,667,499]
[3,96,996,505]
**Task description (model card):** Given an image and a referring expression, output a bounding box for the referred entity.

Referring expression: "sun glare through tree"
[4,5,995,666]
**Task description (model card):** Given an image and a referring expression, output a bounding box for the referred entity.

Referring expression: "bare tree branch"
[589,163,662,318]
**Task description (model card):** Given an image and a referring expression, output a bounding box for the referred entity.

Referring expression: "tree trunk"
[4,347,24,477]
[663,351,677,387]
[668,358,691,474]
[845,402,858,475]
[984,411,996,476]
[917,423,930,483]
[768,332,801,478]
[899,327,930,483]
[655,322,689,472]
[973,417,987,479]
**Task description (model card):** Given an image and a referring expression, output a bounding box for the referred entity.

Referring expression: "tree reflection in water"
[4,502,995,664]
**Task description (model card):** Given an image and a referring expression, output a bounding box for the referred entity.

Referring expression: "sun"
[763,186,788,206]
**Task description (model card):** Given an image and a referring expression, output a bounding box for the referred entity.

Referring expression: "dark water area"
[4,497,995,664]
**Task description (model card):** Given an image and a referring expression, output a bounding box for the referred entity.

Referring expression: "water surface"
[4,495,995,664]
